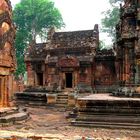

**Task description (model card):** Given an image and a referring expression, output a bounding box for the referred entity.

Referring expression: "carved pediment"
[58,56,79,67]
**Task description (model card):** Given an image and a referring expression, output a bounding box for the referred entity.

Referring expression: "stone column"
[3,76,10,107]
[0,77,3,107]
[74,70,78,88]
[1,77,5,107]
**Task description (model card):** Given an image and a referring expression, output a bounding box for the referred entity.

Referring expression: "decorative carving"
[0,0,16,107]
[58,56,79,67]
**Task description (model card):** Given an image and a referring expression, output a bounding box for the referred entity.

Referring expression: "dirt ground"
[0,106,140,140]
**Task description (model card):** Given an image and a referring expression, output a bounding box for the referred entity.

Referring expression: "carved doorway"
[37,73,43,86]
[65,73,73,88]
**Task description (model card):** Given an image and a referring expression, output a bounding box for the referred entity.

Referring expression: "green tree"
[99,40,106,50]
[13,0,64,76]
[101,0,123,41]
[109,0,123,5]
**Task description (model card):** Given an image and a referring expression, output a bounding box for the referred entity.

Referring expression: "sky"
[11,0,112,45]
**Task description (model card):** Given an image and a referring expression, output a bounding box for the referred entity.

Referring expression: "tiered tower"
[116,0,140,85]
[0,0,16,107]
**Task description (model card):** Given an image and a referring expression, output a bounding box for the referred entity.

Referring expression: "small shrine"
[25,25,117,93]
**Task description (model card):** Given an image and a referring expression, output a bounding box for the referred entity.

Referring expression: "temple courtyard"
[2,0,140,139]
[1,94,140,140]
[0,106,140,140]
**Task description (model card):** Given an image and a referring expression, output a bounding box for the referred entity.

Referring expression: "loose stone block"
[46,94,57,104]
[68,93,76,107]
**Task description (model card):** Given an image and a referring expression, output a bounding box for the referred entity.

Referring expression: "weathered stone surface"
[71,94,140,129]
[24,24,117,93]
[115,0,140,85]
[0,0,16,107]
[0,107,29,125]
[68,93,76,107]
[15,92,47,106]
[46,94,57,104]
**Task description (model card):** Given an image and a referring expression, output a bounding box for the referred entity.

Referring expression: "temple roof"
[25,24,99,61]
[95,49,115,58]
[25,43,47,61]
[53,28,98,40]
[49,24,99,49]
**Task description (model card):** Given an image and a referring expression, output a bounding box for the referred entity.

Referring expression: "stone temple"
[24,0,140,93]
[16,0,140,129]
[25,25,117,93]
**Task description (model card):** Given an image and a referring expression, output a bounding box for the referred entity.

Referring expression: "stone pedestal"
[68,93,77,107]
[46,94,57,104]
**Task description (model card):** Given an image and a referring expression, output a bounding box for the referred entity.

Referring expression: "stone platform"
[71,93,140,129]
[0,107,29,126]
[15,91,76,108]
[15,92,47,106]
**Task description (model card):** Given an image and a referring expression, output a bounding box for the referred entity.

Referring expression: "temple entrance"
[65,73,73,88]
[37,73,43,86]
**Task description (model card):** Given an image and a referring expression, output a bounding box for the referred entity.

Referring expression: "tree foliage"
[101,0,123,41]
[99,40,106,50]
[13,0,64,76]
[109,0,123,5]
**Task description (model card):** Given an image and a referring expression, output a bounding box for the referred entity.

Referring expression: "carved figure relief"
[0,0,9,14]
[1,22,10,35]
[58,56,79,67]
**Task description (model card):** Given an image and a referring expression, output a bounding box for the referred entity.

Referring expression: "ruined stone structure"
[115,0,140,85]
[0,0,16,107]
[25,25,117,92]
[70,0,140,129]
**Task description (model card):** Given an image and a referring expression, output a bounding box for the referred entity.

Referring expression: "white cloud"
[52,0,112,45]
[53,0,111,31]
[11,0,112,45]
[11,0,20,6]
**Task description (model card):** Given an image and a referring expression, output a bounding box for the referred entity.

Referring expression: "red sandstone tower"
[0,0,16,107]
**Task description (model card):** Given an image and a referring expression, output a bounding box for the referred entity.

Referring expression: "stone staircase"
[71,94,140,129]
[15,92,47,106]
[55,93,68,108]
[0,107,29,126]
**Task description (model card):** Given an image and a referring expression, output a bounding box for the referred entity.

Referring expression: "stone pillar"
[0,77,3,107]
[3,76,10,107]
[1,77,4,107]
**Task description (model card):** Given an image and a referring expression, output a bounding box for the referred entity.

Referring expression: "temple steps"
[78,107,140,114]
[0,107,29,126]
[71,94,140,129]
[0,107,18,117]
[72,112,140,129]
[71,120,140,129]
[15,92,47,106]
[0,112,28,123]
[55,93,68,108]
[75,114,140,122]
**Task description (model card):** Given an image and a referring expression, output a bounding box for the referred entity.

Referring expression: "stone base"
[0,107,29,126]
[71,94,140,129]
[15,92,47,106]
